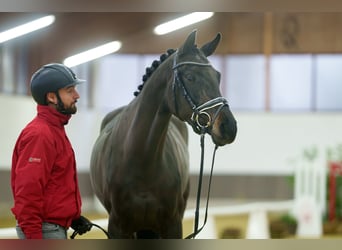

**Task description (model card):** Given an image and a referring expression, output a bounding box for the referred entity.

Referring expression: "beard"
[56,101,77,115]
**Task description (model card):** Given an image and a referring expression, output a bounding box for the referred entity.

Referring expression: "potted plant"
[269,213,297,239]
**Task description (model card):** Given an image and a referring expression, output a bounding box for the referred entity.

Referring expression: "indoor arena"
[1,12,342,240]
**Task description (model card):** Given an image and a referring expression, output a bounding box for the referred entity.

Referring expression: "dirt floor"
[2,200,341,239]
[0,211,249,239]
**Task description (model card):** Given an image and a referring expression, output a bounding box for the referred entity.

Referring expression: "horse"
[89,30,237,239]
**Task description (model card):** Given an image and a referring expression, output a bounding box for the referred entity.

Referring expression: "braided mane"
[134,49,176,97]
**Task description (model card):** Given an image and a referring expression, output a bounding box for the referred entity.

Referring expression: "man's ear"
[46,92,57,104]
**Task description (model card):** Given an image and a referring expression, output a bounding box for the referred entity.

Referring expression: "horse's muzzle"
[210,109,237,146]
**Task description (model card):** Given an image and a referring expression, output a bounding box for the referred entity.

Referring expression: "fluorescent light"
[63,41,122,67]
[0,15,55,43]
[154,12,214,35]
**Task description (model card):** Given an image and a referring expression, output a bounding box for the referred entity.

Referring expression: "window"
[94,55,140,112]
[316,55,342,111]
[270,55,313,111]
[224,55,265,111]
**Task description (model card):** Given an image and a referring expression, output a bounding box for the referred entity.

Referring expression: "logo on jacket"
[28,157,41,163]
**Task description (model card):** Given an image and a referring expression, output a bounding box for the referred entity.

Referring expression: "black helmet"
[30,63,85,105]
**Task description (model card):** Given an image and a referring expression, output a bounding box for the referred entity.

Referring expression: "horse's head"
[170,30,237,146]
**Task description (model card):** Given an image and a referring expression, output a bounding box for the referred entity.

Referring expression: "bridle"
[172,50,227,239]
[172,50,228,134]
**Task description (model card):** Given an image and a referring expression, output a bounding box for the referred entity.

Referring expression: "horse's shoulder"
[100,106,126,131]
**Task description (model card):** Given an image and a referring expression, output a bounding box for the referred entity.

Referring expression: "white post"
[246,208,270,239]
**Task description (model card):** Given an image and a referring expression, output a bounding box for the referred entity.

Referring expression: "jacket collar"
[37,105,71,127]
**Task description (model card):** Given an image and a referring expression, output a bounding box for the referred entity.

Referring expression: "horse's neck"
[124,61,174,162]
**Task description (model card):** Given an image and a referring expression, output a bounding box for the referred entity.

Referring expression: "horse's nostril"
[219,122,226,134]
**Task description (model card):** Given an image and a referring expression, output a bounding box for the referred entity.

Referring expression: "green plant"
[280,213,297,225]
[326,144,342,162]
[285,145,319,189]
[269,213,298,238]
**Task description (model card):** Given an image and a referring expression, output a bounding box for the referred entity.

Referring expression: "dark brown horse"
[90,30,237,239]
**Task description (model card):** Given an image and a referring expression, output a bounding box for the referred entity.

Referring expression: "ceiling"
[0,13,232,63]
[0,12,267,87]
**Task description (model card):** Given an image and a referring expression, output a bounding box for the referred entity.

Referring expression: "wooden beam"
[263,12,273,112]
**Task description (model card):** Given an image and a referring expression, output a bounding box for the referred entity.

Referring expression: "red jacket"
[11,105,82,239]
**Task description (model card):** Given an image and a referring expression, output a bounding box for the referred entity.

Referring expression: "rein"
[70,222,110,239]
[171,51,225,239]
[184,131,219,239]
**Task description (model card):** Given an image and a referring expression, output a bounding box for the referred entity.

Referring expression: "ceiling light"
[154,12,214,35]
[0,15,55,43]
[63,41,122,67]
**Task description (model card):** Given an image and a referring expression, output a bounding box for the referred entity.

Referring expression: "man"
[11,63,92,239]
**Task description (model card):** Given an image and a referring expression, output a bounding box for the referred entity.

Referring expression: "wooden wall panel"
[273,13,342,53]
[224,13,264,54]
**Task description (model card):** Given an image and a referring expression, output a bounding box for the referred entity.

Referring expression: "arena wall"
[1,94,341,216]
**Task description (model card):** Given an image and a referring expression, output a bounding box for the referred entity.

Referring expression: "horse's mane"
[134,48,176,97]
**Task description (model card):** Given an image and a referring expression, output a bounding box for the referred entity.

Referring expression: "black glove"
[71,215,93,235]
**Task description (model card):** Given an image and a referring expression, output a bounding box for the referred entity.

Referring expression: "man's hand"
[71,215,92,235]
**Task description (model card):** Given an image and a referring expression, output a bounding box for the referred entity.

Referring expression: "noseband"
[172,51,228,134]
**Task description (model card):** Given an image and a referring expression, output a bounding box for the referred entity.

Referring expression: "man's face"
[57,85,80,114]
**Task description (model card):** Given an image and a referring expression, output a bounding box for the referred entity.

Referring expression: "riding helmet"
[30,63,85,105]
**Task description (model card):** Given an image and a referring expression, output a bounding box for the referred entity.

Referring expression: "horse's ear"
[178,29,197,54]
[200,33,221,57]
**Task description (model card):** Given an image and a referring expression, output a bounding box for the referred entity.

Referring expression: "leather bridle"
[172,50,228,134]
